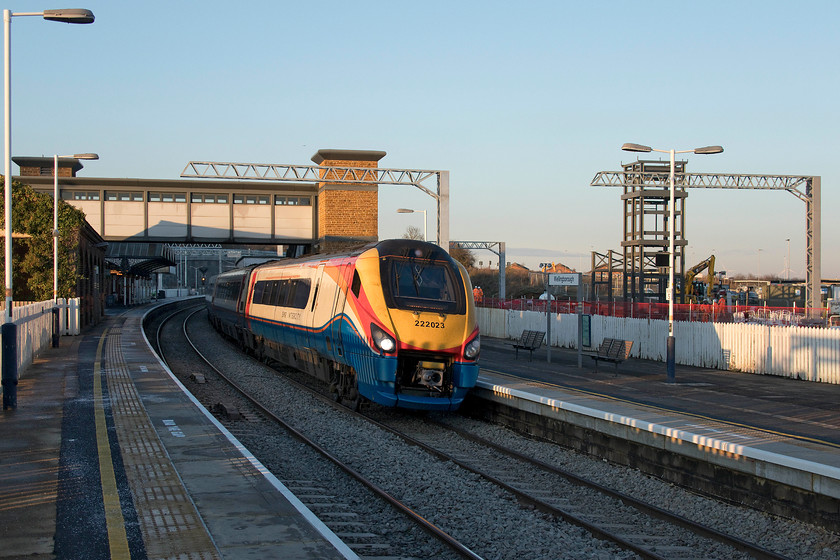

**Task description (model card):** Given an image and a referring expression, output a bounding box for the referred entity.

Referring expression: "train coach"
[207,239,480,411]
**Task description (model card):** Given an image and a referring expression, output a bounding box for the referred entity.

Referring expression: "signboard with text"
[548,273,580,286]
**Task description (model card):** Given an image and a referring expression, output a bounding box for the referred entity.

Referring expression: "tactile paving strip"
[105,327,221,560]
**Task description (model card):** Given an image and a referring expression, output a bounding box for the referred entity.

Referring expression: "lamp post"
[621,142,723,383]
[2,8,95,410]
[396,208,427,241]
[785,238,790,281]
[53,153,97,347]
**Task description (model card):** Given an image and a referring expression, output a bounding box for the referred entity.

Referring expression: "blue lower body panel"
[244,313,480,411]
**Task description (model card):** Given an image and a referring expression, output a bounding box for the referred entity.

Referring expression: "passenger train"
[206,239,480,411]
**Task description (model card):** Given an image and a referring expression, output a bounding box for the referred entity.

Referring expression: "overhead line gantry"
[181,160,450,252]
[591,168,821,311]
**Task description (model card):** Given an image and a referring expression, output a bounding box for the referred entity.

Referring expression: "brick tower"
[312,149,385,252]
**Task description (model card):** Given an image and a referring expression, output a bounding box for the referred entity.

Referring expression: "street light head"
[621,143,652,153]
[693,145,724,155]
[73,153,98,160]
[396,208,414,214]
[42,9,95,24]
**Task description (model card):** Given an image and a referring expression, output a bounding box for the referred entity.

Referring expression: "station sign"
[548,273,580,286]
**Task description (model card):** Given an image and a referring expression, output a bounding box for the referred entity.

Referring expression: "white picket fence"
[477,308,840,384]
[0,298,81,378]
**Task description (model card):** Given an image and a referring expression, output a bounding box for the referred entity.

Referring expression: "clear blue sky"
[6,1,838,277]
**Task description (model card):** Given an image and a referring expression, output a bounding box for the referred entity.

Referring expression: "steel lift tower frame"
[181,160,450,252]
[602,159,689,304]
[591,168,821,312]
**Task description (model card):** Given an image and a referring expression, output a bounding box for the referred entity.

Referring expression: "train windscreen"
[382,256,465,314]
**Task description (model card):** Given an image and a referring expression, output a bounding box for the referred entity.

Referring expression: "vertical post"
[3,9,11,323]
[2,10,17,410]
[498,242,506,300]
[786,238,791,281]
[545,270,551,364]
[437,171,449,252]
[52,155,59,347]
[666,149,676,383]
[577,273,583,368]
[53,155,58,302]
[806,176,821,315]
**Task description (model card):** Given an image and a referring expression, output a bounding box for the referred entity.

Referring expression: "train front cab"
[347,241,480,411]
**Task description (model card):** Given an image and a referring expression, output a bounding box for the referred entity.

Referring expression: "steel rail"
[257,357,792,560]
[428,419,793,560]
[196,330,673,559]
[171,308,484,560]
[165,305,790,560]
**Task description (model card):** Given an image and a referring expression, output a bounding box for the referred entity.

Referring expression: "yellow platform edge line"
[93,328,131,559]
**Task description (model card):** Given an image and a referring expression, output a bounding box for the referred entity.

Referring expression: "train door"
[309,264,327,352]
[308,262,347,361]
[329,263,350,358]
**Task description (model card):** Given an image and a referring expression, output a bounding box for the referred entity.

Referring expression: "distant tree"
[449,244,475,270]
[0,180,86,300]
[402,225,424,240]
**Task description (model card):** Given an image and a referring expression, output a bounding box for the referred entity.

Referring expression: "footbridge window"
[233,194,270,205]
[107,191,143,201]
[191,193,228,204]
[274,196,312,206]
[65,191,100,201]
[148,192,186,203]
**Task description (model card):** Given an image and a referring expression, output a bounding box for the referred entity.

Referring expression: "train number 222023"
[415,319,445,329]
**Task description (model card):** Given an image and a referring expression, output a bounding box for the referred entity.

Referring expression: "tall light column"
[786,238,791,280]
[621,143,723,383]
[2,8,95,410]
[53,153,97,347]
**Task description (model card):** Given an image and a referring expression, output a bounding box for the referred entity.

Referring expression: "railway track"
[149,304,824,559]
[365,413,793,560]
[153,304,481,560]
[260,355,794,559]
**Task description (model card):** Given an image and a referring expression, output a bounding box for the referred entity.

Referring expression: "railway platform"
[0,300,356,560]
[468,337,840,530]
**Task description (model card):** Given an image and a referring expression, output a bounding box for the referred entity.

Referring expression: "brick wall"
[13,157,84,177]
[312,149,385,252]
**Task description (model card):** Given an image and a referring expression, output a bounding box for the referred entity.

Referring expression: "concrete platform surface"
[0,303,356,560]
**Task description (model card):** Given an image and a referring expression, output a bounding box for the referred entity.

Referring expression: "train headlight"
[370,323,396,353]
[464,334,480,360]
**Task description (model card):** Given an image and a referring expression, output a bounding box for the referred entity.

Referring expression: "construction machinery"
[683,255,716,304]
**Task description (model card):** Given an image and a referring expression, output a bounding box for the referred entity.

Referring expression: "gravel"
[170,309,839,560]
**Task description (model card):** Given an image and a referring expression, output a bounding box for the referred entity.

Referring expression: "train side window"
[351,270,362,298]
[271,281,282,306]
[275,280,289,307]
[290,279,311,309]
[253,281,265,304]
[263,281,275,306]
